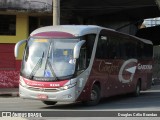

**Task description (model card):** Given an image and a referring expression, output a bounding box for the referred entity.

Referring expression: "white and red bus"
[15,25,153,105]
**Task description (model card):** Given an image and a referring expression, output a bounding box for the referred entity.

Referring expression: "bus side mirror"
[14,40,27,58]
[73,40,85,59]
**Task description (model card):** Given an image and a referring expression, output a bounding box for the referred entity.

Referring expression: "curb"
[0,92,19,97]
[150,85,160,90]
[0,88,19,97]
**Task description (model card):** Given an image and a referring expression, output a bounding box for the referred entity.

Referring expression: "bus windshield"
[21,37,79,81]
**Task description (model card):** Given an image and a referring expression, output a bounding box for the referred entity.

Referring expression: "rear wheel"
[133,80,141,97]
[83,84,100,106]
[42,101,57,105]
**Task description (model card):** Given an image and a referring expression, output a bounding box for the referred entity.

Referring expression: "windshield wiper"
[47,60,57,80]
[29,52,44,79]
[44,42,57,80]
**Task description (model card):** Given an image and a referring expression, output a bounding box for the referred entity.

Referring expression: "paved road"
[0,85,160,119]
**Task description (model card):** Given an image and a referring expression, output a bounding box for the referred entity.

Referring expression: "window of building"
[29,16,52,34]
[0,15,16,35]
[144,17,160,27]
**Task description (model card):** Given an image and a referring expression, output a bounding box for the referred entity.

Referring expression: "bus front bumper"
[19,84,77,102]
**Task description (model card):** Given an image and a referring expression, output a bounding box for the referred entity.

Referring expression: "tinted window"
[95,29,152,60]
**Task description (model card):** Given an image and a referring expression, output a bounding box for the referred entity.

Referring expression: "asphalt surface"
[0,85,160,120]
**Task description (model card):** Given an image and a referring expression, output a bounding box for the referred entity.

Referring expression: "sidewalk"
[150,85,160,90]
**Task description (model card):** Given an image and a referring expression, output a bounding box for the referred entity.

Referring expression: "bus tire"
[133,80,141,97]
[83,84,100,106]
[42,101,57,105]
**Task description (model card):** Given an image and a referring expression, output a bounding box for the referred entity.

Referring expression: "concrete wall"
[153,45,160,78]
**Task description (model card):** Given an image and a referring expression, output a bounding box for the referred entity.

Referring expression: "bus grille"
[26,86,59,92]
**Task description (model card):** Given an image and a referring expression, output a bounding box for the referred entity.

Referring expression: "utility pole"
[53,0,60,25]
[156,0,160,9]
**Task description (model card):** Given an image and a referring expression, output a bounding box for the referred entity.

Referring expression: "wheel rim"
[136,85,140,95]
[91,89,98,101]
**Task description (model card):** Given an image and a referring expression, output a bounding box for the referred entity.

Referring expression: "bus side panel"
[76,75,112,102]
[76,59,108,102]
[76,58,153,102]
[76,58,124,101]
[136,60,153,90]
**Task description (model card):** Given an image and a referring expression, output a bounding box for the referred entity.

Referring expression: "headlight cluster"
[60,83,76,90]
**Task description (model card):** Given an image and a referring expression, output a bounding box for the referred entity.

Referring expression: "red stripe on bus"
[23,77,69,88]
[31,32,75,38]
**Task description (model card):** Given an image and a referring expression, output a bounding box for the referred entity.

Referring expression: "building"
[0,0,53,88]
[143,17,160,80]
[0,0,159,88]
[144,17,160,27]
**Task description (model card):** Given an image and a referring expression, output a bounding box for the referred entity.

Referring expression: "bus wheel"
[42,101,57,105]
[133,80,141,97]
[83,84,100,106]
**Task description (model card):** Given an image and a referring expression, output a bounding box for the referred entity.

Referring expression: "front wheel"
[42,101,57,105]
[83,84,101,106]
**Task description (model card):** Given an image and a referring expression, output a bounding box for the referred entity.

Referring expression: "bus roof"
[30,25,114,37]
[30,25,152,45]
[31,25,98,37]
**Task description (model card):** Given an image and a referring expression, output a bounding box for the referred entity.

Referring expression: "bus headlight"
[20,77,26,87]
[60,83,76,90]
[63,86,69,90]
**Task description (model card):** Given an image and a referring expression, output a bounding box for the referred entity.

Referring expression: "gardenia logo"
[137,63,152,70]
[118,59,152,83]
[118,59,137,83]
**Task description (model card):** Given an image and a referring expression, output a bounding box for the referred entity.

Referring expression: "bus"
[14,25,153,105]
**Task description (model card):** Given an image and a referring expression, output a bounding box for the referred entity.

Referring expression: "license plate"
[37,94,48,100]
